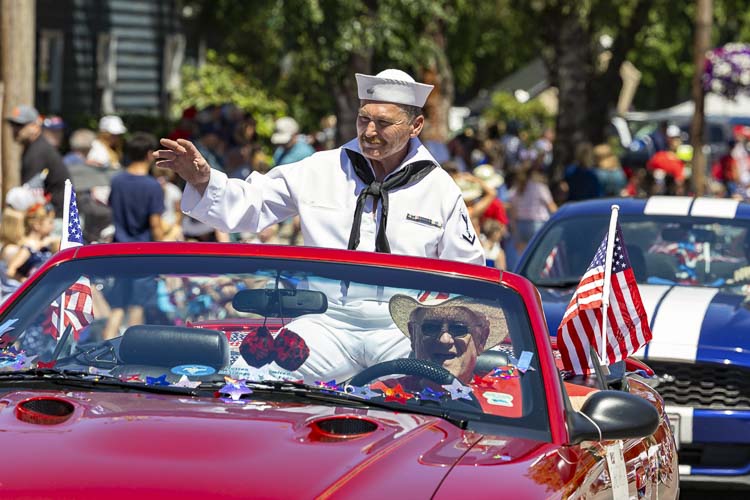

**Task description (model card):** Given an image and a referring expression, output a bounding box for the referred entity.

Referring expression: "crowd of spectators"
[3,103,750,306]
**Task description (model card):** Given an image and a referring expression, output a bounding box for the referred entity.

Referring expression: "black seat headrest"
[118,325,230,370]
[474,349,511,376]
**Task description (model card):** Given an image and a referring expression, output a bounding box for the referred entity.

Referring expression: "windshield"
[521,214,750,292]
[0,255,548,438]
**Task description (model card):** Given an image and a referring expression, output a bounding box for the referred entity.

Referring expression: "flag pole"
[56,180,74,336]
[600,204,620,365]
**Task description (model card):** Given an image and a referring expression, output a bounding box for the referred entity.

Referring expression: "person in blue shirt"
[104,132,164,340]
[271,117,316,166]
[109,132,165,243]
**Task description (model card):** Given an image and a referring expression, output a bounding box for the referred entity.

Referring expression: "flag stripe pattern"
[49,277,94,340]
[557,224,652,374]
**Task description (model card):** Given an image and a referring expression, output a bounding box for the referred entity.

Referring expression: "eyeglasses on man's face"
[356,113,408,130]
[419,320,471,338]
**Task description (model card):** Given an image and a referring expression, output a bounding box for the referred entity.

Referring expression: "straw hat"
[389,293,508,349]
[473,165,504,189]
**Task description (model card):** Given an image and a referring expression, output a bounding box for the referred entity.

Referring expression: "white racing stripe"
[644,196,693,216]
[633,285,671,357]
[665,404,694,445]
[679,464,692,476]
[690,197,739,219]
[647,287,718,361]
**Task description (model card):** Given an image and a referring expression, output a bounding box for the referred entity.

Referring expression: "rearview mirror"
[660,227,688,242]
[232,289,328,317]
[567,390,659,444]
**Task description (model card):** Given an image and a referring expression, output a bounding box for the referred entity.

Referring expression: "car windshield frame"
[0,254,551,441]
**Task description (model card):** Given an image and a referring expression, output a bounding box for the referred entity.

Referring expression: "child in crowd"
[5,204,58,281]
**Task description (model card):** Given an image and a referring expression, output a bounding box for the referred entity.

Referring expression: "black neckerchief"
[346,149,437,253]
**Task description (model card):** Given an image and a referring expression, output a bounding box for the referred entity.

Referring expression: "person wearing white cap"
[88,115,128,169]
[271,116,315,166]
[154,69,485,381]
[155,68,482,261]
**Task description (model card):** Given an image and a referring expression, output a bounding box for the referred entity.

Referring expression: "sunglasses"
[420,320,471,338]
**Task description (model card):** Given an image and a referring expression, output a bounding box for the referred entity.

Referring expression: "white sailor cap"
[355,69,434,108]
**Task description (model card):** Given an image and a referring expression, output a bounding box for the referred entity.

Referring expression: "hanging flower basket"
[703,43,750,99]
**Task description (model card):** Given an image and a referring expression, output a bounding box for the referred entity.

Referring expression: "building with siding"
[35,0,185,119]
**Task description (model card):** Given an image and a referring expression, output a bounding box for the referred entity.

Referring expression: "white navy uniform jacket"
[182,137,485,265]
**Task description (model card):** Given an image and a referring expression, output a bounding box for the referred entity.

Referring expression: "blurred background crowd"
[3,98,750,302]
[2,0,750,302]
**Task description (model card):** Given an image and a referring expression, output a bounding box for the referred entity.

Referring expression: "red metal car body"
[0,243,678,498]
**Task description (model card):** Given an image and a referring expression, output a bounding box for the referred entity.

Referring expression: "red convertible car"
[0,242,677,498]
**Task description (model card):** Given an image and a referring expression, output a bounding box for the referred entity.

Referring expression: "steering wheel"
[349,358,482,409]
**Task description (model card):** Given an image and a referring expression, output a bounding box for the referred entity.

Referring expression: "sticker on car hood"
[171,364,216,376]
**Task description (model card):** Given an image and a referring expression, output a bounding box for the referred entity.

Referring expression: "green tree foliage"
[173,51,288,138]
[182,0,537,133]
[482,92,553,138]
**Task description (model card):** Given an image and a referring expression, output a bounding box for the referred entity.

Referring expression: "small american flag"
[228,332,246,366]
[47,181,93,339]
[48,277,94,340]
[557,224,652,375]
[61,181,83,250]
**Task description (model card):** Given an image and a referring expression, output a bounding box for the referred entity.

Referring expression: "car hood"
[0,390,555,498]
[538,284,750,365]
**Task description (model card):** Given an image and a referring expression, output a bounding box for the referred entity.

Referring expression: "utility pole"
[0,0,36,204]
[690,0,712,197]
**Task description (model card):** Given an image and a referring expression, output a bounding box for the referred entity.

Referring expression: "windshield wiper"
[202,379,472,428]
[0,369,205,396]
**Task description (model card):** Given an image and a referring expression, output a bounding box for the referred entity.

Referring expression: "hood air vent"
[15,397,75,425]
[309,416,379,441]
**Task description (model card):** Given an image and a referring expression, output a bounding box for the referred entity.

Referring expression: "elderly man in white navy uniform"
[154,69,485,382]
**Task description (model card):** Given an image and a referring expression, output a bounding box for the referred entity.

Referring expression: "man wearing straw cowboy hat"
[388,291,535,416]
[154,69,483,263]
[389,292,598,414]
[389,292,508,384]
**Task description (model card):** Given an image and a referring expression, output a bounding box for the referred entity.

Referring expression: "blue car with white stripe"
[516,195,750,487]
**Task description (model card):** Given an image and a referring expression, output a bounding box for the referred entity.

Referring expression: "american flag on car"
[557,224,652,375]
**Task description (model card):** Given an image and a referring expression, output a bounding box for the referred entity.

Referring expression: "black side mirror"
[567,390,659,444]
[232,289,328,317]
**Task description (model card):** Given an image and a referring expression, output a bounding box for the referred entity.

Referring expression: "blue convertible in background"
[516,195,750,487]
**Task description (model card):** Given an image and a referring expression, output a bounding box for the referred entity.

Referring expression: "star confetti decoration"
[146,374,170,386]
[172,375,201,389]
[473,375,497,388]
[488,366,518,379]
[344,384,380,400]
[418,387,445,402]
[316,380,345,393]
[219,378,253,401]
[37,360,57,369]
[442,379,474,401]
[381,383,413,404]
[4,346,21,356]
[121,374,142,382]
[17,354,38,370]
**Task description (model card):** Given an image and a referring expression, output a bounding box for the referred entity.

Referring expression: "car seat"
[111,324,230,381]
